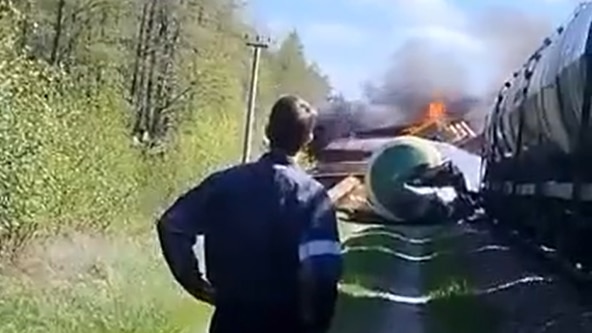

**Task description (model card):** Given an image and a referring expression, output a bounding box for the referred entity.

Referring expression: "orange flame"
[402,99,448,136]
[426,100,446,122]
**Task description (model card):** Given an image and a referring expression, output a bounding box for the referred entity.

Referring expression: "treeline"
[0,0,331,259]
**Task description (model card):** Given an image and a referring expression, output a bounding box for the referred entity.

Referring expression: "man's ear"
[264,124,270,139]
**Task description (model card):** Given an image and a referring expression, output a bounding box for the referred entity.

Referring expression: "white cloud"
[262,19,292,41]
[301,22,367,46]
[321,62,370,99]
[349,0,467,25]
[393,0,468,29]
[404,0,482,51]
[258,20,367,49]
[403,26,484,54]
[349,0,479,52]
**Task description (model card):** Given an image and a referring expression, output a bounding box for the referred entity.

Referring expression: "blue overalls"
[157,151,343,333]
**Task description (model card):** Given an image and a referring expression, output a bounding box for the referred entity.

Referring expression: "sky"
[246,0,581,100]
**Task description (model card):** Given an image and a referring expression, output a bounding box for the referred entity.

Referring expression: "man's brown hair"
[265,95,317,156]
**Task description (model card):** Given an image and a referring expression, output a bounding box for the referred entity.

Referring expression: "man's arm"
[156,175,218,305]
[299,185,343,331]
[299,189,343,281]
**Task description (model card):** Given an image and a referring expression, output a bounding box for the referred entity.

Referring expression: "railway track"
[484,217,592,297]
[315,159,592,332]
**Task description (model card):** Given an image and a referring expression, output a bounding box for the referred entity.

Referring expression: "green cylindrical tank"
[365,135,444,222]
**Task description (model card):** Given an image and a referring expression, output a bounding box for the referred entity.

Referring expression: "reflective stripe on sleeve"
[299,240,342,261]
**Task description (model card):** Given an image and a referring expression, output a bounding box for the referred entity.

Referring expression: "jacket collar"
[260,149,296,166]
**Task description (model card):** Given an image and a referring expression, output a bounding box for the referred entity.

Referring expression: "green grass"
[330,224,408,333]
[0,232,212,333]
[424,230,503,333]
[342,231,401,250]
[340,226,408,290]
[329,287,392,333]
[0,221,366,333]
[1,222,461,333]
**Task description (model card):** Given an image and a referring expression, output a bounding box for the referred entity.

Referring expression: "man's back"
[204,151,326,304]
[157,95,342,333]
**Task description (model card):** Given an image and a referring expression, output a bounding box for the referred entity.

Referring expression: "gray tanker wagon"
[482,2,592,268]
[365,136,447,222]
[366,136,480,223]
[314,135,481,223]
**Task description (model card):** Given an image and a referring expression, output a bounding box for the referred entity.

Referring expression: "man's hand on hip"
[186,278,215,306]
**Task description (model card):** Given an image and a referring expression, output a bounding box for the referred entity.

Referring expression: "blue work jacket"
[157,150,343,304]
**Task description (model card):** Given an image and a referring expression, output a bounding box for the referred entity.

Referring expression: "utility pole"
[241,34,270,164]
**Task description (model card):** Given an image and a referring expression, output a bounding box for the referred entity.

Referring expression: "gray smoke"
[365,38,470,120]
[472,6,553,87]
[359,5,557,133]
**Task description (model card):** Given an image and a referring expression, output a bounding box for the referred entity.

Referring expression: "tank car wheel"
[535,212,554,248]
[555,228,574,262]
[570,222,592,272]
[500,198,520,232]
[531,199,553,246]
[554,209,583,268]
[511,205,529,236]
[549,205,572,260]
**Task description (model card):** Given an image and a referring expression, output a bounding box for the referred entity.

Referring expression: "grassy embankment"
[0,0,334,330]
[331,223,413,333]
[0,22,238,333]
[0,95,234,332]
[424,225,504,333]
[334,219,505,333]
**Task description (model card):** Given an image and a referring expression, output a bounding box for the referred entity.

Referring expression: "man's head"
[265,95,317,156]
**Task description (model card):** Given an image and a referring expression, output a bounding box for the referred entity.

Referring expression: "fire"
[399,97,476,142]
[426,100,446,122]
[402,98,448,136]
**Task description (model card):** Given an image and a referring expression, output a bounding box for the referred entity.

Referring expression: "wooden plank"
[337,183,369,211]
[327,175,362,203]
[313,171,365,179]
[312,161,367,173]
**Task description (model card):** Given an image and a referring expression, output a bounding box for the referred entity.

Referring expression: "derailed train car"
[482,2,592,268]
[312,135,481,224]
[312,97,480,223]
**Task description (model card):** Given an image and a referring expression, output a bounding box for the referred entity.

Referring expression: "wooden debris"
[327,175,362,203]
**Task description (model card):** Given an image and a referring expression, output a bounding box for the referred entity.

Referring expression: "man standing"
[156,95,343,333]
